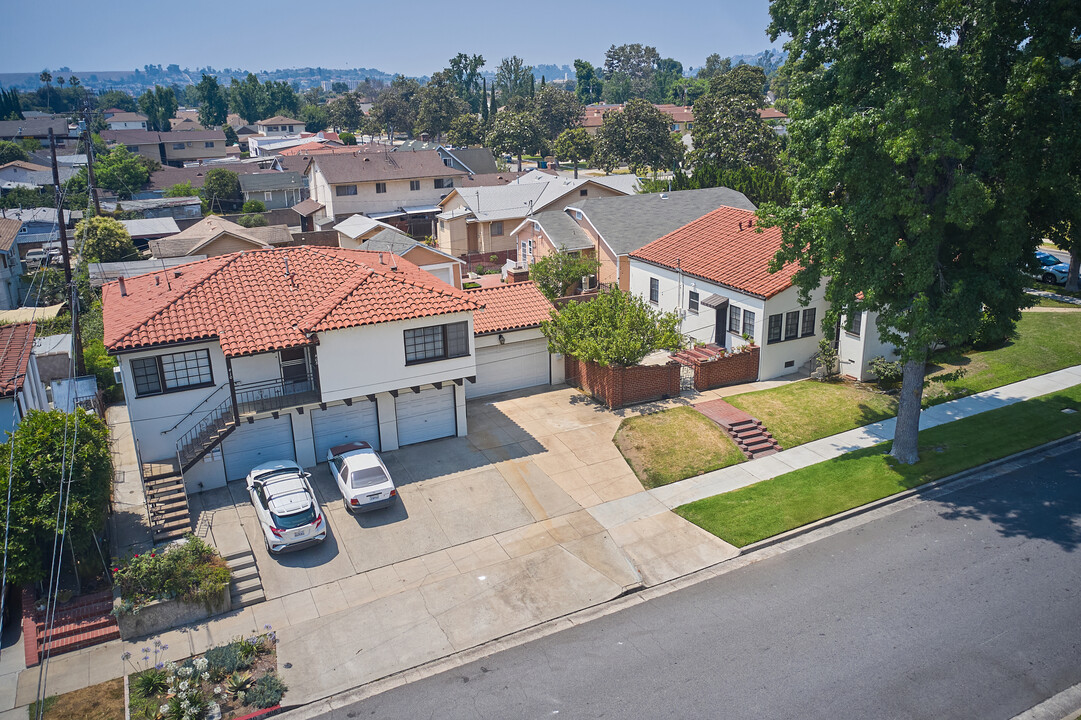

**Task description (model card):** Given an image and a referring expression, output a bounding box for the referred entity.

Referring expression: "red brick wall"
[692,346,760,391]
[564,355,681,409]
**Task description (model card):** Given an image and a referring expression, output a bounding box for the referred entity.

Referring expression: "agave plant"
[225,671,253,697]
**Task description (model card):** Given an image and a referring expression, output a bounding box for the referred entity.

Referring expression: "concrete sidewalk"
[5,365,1080,717]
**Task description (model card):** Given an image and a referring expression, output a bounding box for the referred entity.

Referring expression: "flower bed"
[112,535,231,616]
[127,631,286,720]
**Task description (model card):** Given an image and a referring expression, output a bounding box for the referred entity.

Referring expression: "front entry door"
[714,300,729,348]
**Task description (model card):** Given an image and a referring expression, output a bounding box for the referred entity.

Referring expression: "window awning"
[402,205,442,215]
[368,211,405,220]
[702,294,730,309]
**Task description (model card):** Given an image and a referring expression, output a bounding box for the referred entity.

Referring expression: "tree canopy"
[0,141,29,165]
[529,251,601,300]
[542,286,682,366]
[552,128,594,179]
[486,111,544,172]
[495,56,534,103]
[195,74,228,128]
[202,168,242,213]
[531,85,583,141]
[594,99,684,174]
[76,215,138,263]
[763,0,1079,463]
[691,68,781,172]
[138,85,178,132]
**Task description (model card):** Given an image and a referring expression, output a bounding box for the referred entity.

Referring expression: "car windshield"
[272,505,316,529]
[350,467,388,489]
[255,468,298,483]
[1039,254,1060,267]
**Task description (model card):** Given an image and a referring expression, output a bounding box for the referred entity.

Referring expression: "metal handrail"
[161,382,231,435]
[235,373,320,417]
[175,396,235,467]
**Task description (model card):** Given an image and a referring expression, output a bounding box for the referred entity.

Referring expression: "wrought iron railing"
[235,373,320,417]
[176,396,235,469]
[162,382,231,435]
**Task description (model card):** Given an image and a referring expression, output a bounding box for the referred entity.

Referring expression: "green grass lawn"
[614,406,744,488]
[1030,280,1081,298]
[676,385,1081,547]
[726,381,898,449]
[1033,297,1081,308]
[925,311,1081,403]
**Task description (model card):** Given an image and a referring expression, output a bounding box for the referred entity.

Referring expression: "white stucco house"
[103,246,483,492]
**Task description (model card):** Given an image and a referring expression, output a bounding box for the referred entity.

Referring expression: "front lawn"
[614,406,744,488]
[676,385,1081,547]
[924,311,1081,403]
[29,678,124,720]
[1033,297,1081,308]
[726,380,897,450]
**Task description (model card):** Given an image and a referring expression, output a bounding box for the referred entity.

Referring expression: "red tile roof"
[465,281,555,335]
[630,206,797,298]
[581,104,785,127]
[0,323,36,396]
[103,247,480,357]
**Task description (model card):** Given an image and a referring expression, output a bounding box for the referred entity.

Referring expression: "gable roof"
[465,282,555,335]
[292,198,324,216]
[149,216,282,258]
[238,171,304,192]
[358,230,462,265]
[0,119,70,140]
[106,112,148,124]
[630,205,796,299]
[0,160,51,173]
[257,116,305,126]
[0,323,36,396]
[333,214,399,239]
[515,210,594,252]
[570,187,756,257]
[103,247,480,357]
[443,148,498,174]
[0,218,22,253]
[309,150,468,184]
[440,176,620,223]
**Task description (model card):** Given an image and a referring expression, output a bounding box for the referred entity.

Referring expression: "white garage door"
[223,414,295,481]
[396,385,456,446]
[467,337,551,399]
[311,399,380,457]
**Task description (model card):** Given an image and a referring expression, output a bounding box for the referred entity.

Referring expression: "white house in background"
[463,281,564,399]
[0,323,49,435]
[629,205,830,381]
[837,310,899,381]
[103,246,481,492]
[253,116,306,136]
[0,218,25,310]
[356,229,465,289]
[333,214,402,246]
[105,112,149,130]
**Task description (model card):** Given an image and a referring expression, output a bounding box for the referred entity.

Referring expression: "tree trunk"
[573,160,579,179]
[517,152,523,173]
[890,351,928,464]
[1066,249,1079,293]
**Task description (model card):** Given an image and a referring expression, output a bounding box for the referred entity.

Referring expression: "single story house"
[358,229,465,289]
[100,197,202,222]
[512,187,754,291]
[464,281,563,399]
[104,246,481,490]
[238,171,307,209]
[334,214,402,247]
[0,323,49,435]
[148,216,292,259]
[118,218,181,250]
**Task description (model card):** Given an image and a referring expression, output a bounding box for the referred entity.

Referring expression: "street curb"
[738,431,1081,557]
[276,433,1081,719]
[1012,680,1081,720]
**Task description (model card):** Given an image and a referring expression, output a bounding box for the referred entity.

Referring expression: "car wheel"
[1042,273,1057,285]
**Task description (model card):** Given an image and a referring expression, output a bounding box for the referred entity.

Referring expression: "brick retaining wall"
[565,356,681,409]
[692,346,760,391]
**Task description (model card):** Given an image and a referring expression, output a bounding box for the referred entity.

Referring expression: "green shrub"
[112,535,230,614]
[868,355,903,387]
[245,673,288,709]
[971,308,1016,349]
[241,199,266,214]
[131,668,169,699]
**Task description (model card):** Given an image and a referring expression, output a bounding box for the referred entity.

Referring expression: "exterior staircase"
[694,398,783,459]
[143,464,192,543]
[225,549,265,608]
[22,588,120,666]
[176,396,237,472]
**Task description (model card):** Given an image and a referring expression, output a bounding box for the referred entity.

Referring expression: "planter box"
[115,585,231,640]
[692,346,760,391]
[564,355,681,409]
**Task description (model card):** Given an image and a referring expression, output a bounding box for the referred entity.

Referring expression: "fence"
[564,355,681,409]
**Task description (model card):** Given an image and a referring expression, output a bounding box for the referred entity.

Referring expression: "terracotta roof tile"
[103,247,479,357]
[630,206,796,299]
[465,282,555,335]
[0,323,36,396]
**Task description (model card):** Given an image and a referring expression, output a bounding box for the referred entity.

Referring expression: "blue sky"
[1,0,781,77]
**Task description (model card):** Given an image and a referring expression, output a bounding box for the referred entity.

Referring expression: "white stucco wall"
[628,259,829,380]
[315,312,477,402]
[837,311,899,381]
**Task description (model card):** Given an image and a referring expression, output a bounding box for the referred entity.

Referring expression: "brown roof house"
[149,216,293,259]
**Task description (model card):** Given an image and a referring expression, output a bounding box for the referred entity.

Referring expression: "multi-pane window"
[375,182,387,194]
[649,278,659,304]
[491,221,504,236]
[131,349,213,397]
[767,314,782,344]
[742,310,755,337]
[688,291,699,314]
[845,312,862,337]
[336,185,357,196]
[434,178,454,189]
[404,322,470,364]
[785,311,800,340]
[801,308,816,337]
[172,143,185,150]
[729,305,741,333]
[204,141,215,148]
[409,180,421,191]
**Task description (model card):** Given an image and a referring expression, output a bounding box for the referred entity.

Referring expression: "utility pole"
[82,93,101,215]
[48,128,86,376]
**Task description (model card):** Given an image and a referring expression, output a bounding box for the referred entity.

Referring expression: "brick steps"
[23,587,120,666]
[694,399,783,460]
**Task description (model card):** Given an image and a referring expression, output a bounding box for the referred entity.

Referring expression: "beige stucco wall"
[163,140,227,163]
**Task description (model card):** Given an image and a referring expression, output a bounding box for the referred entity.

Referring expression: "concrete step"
[154,527,189,543]
[749,448,780,459]
[36,614,117,644]
[230,588,265,608]
[231,576,263,594]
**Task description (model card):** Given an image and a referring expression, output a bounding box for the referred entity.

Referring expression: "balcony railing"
[235,373,320,417]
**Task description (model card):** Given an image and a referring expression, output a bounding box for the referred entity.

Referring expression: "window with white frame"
[409,180,421,191]
[130,349,213,397]
[688,290,699,314]
[845,312,862,337]
[264,191,274,201]
[729,305,741,333]
[649,277,659,304]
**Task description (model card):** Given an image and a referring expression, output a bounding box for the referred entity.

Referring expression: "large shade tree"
[762,0,1079,463]
[593,99,683,175]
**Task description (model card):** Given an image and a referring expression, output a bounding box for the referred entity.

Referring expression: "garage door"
[311,399,380,457]
[467,338,551,399]
[396,385,456,446]
[223,414,295,481]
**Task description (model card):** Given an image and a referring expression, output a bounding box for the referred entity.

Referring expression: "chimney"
[390,255,398,271]
[379,252,385,265]
[118,276,127,297]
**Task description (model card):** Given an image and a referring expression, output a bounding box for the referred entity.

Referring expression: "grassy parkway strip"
[674,385,1081,547]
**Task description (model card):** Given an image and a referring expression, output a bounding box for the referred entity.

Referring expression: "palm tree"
[39,71,52,110]
[68,76,80,88]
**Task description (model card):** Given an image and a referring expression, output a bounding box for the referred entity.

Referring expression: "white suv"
[246,461,327,554]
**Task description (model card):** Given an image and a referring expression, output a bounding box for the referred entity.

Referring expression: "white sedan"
[326,442,398,513]
[245,460,327,554]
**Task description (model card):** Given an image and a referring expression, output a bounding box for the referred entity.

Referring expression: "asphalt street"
[322,444,1081,720]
